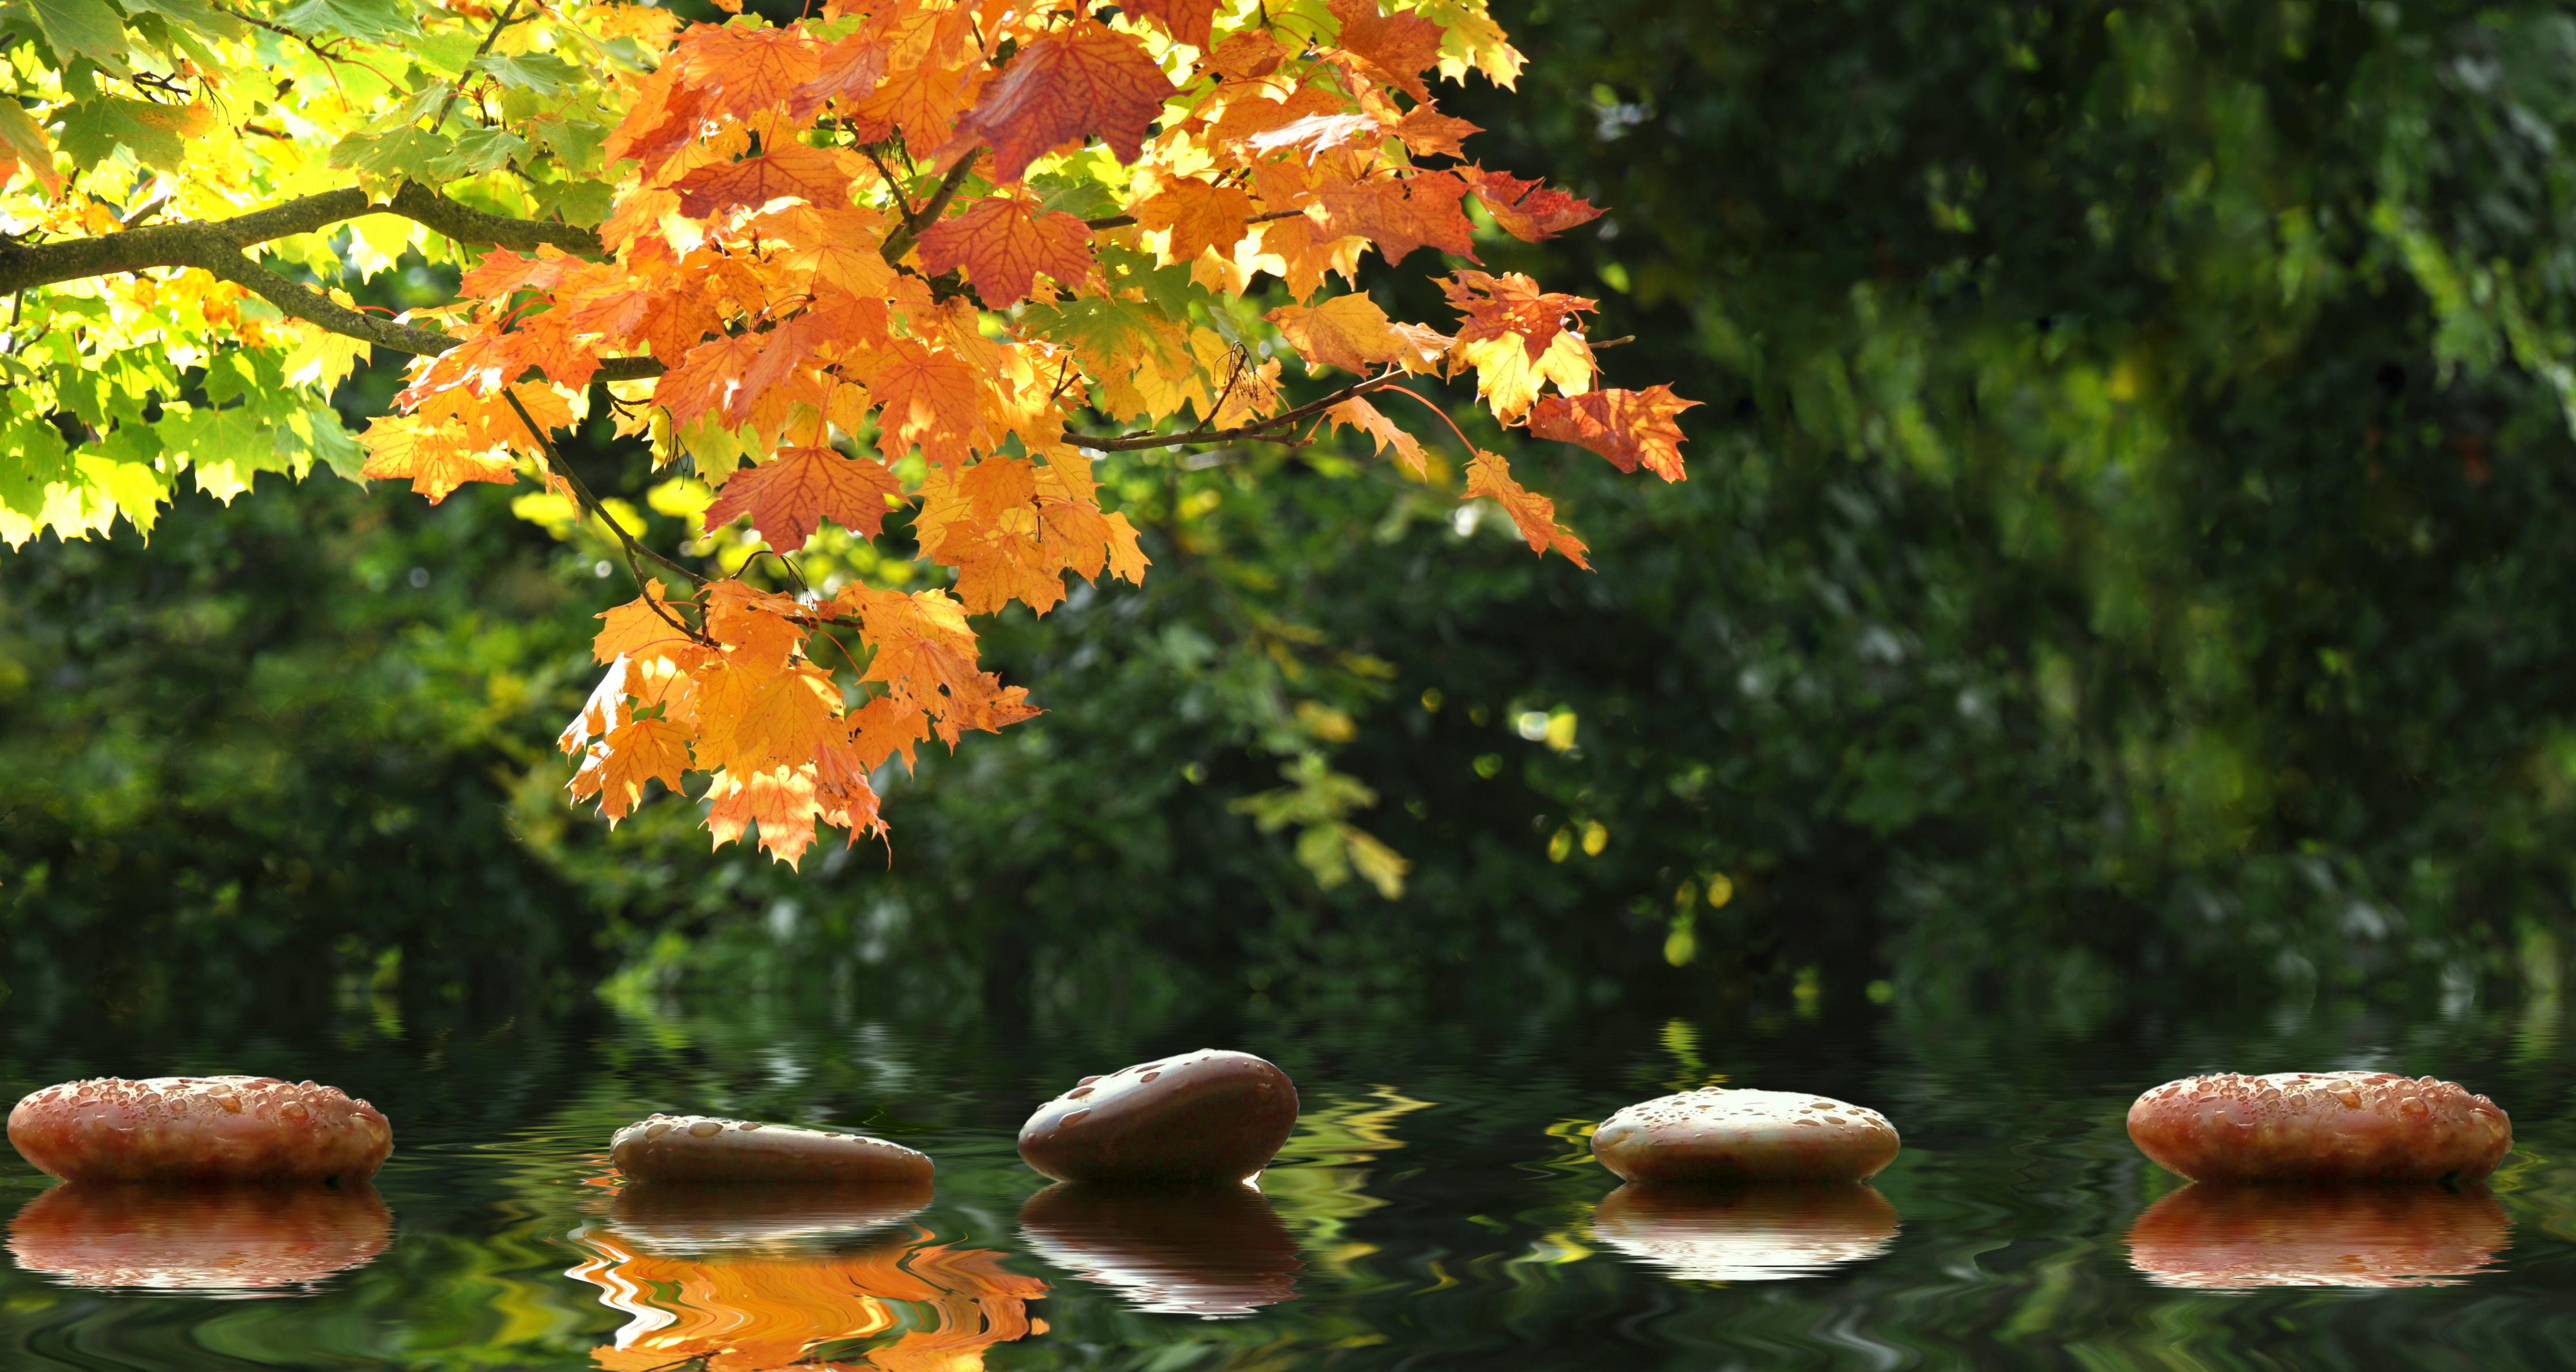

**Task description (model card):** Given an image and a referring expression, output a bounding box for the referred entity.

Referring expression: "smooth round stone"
[2126,1071,2511,1183]
[1590,1088,1901,1184]
[1017,1049,1298,1184]
[9,1076,392,1184]
[1591,1182,1900,1282]
[8,1182,391,1292]
[2127,1182,2510,1289]
[609,1114,933,1185]
[610,1178,932,1254]
[1019,1182,1302,1315]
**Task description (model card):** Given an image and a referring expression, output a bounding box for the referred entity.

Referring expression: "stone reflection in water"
[1589,1183,1901,1282]
[6,1181,391,1295]
[1018,1181,1302,1316]
[570,1182,1047,1370]
[2126,1182,2512,1290]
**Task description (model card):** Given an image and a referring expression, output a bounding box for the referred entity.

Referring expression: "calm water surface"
[3,987,2574,1370]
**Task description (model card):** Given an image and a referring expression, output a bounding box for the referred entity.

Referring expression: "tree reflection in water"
[567,1181,1047,1371]
[1589,1183,1901,1282]
[7,1181,393,1297]
[2127,1184,2513,1290]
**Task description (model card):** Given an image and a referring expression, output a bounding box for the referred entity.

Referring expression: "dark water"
[3,987,2574,1370]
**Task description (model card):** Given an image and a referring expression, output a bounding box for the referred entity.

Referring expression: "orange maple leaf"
[940,25,1175,182]
[703,445,905,547]
[1319,171,1476,264]
[856,58,978,149]
[1268,295,1405,376]
[668,24,827,126]
[459,247,582,300]
[1207,31,1287,81]
[914,193,1094,306]
[1328,0,1445,102]
[1464,449,1589,567]
[1134,179,1255,263]
[811,733,888,841]
[357,421,516,504]
[704,764,824,865]
[570,717,694,822]
[1463,166,1604,241]
[729,664,843,773]
[787,31,890,119]
[845,694,929,772]
[703,579,810,674]
[656,332,766,430]
[1323,394,1427,478]
[1122,0,1218,49]
[672,144,856,220]
[1442,270,1597,360]
[1392,105,1482,158]
[593,579,698,665]
[861,338,987,467]
[1528,387,1698,482]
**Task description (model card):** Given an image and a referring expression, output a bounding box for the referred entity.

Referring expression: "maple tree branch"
[501,388,713,613]
[203,252,461,355]
[0,183,603,297]
[203,250,666,379]
[1081,369,1407,452]
[881,150,980,266]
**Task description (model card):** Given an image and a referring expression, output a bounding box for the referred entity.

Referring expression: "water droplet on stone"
[687,1119,722,1137]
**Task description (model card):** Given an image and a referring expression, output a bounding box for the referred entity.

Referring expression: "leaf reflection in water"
[1018,1180,1302,1317]
[2127,1182,2512,1290]
[1589,1183,1901,1282]
[568,1181,1047,1371]
[6,1181,392,1297]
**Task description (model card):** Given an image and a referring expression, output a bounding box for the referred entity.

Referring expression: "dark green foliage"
[12,0,2576,1023]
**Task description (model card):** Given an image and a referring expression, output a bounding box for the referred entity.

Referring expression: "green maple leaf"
[166,403,289,504]
[55,97,194,169]
[272,0,414,43]
[28,0,127,67]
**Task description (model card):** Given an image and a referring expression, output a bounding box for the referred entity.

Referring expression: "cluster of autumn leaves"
[350,0,1695,864]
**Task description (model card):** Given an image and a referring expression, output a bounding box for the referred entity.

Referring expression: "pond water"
[2,986,2573,1370]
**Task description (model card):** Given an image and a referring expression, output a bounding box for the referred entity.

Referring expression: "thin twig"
[861,147,918,221]
[501,390,713,645]
[1083,206,1307,232]
[433,0,529,133]
[1375,383,1478,455]
[1077,368,1406,452]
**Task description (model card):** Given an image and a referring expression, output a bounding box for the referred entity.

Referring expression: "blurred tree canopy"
[13,0,2576,1025]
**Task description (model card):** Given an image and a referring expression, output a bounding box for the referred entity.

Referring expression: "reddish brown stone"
[609,1114,934,1185]
[2126,1071,2511,1183]
[8,1076,392,1184]
[1591,1088,1901,1184]
[8,1181,391,1291]
[1018,1050,1298,1184]
[2127,1181,2510,1288]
